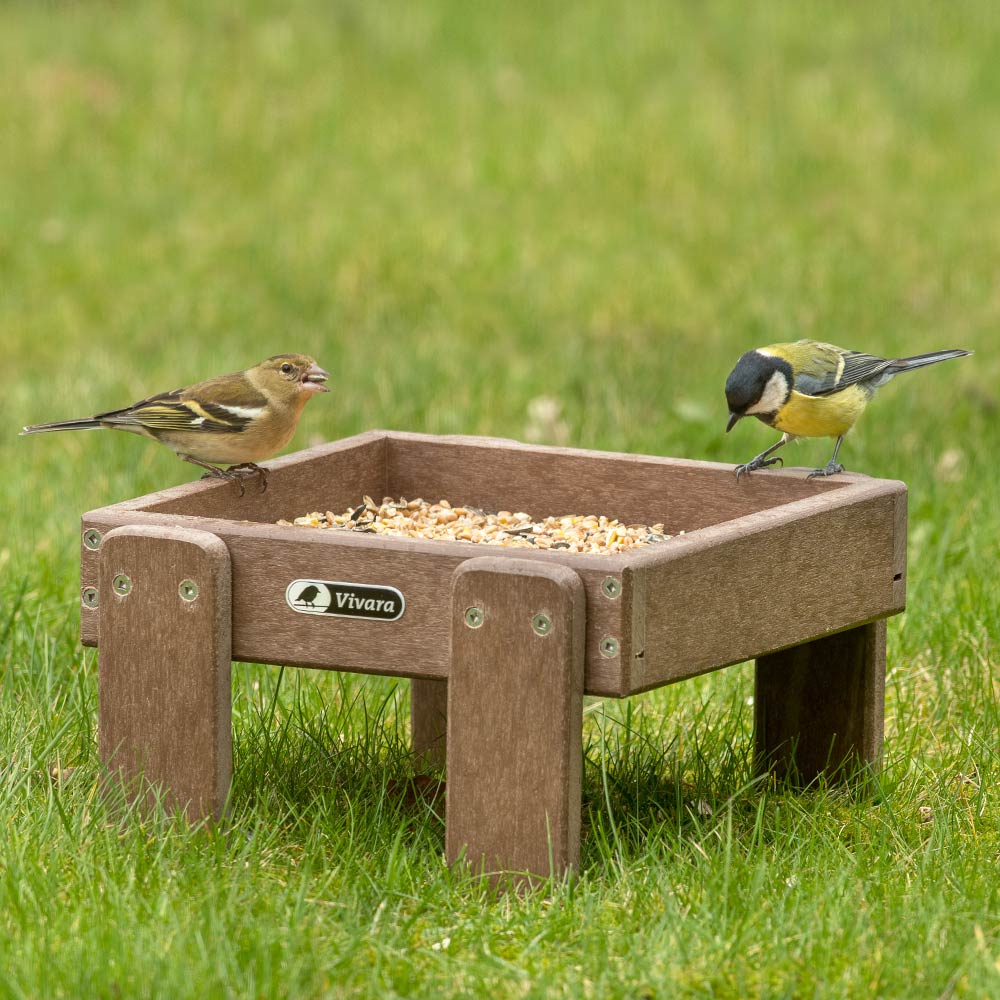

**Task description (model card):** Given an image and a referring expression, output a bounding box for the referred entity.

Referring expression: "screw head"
[81,587,99,609]
[178,579,199,602]
[601,577,622,599]
[83,529,103,551]
[112,574,132,597]
[531,612,552,637]
[599,636,620,658]
[464,606,484,629]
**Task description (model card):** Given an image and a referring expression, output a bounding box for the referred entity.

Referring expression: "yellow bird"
[21,354,329,493]
[725,340,971,479]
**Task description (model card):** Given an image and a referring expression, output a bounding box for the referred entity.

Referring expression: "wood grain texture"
[384,431,849,533]
[754,620,886,784]
[446,557,585,881]
[98,525,232,821]
[890,487,908,611]
[80,431,388,635]
[410,678,448,771]
[79,432,905,698]
[82,510,633,693]
[630,480,906,691]
[142,430,389,524]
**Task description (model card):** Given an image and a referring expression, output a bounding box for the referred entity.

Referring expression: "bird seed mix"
[278,496,675,554]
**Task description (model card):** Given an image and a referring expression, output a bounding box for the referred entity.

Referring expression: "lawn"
[2,1,999,996]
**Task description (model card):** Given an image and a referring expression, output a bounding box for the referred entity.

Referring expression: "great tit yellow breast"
[772,385,869,439]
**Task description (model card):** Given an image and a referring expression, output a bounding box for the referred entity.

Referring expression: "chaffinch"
[21,354,329,492]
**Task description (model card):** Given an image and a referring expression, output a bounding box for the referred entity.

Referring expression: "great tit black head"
[725,350,794,432]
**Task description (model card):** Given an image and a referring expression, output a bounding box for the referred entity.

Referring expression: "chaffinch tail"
[21,354,330,493]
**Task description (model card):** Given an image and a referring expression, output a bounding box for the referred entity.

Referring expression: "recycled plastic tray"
[79,430,907,879]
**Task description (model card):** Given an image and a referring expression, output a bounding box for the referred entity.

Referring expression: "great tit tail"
[887,348,973,375]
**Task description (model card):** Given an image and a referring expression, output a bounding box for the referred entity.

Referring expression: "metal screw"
[81,587,99,609]
[178,579,199,602]
[83,529,103,551]
[112,574,132,597]
[601,577,622,600]
[464,606,484,629]
[531,612,552,637]
[599,636,620,658]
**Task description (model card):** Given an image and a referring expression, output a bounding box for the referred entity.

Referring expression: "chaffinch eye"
[280,362,294,375]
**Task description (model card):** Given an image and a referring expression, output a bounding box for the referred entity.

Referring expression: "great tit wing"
[794,344,893,397]
[788,341,847,396]
[835,351,896,388]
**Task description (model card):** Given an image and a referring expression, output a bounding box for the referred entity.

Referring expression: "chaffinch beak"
[302,363,330,393]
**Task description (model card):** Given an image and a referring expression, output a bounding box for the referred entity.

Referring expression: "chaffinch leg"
[180,454,258,497]
[226,462,269,493]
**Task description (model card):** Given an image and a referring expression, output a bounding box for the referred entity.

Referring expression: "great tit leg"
[735,435,789,480]
[226,462,269,493]
[806,436,846,480]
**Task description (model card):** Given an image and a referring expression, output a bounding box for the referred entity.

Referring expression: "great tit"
[725,339,971,479]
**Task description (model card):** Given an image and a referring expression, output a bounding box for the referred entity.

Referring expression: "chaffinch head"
[21,354,330,492]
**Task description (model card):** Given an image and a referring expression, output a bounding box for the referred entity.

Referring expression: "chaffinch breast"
[21,353,330,492]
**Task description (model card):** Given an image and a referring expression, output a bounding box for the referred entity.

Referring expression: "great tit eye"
[280,362,293,375]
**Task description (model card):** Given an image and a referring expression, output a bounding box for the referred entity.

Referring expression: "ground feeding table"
[79,431,907,879]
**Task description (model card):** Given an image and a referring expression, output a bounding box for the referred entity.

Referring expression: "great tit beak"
[302,363,330,393]
[726,412,740,433]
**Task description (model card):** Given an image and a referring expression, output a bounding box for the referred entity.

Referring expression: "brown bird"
[21,354,329,492]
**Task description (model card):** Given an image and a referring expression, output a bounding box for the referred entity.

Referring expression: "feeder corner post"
[754,618,887,785]
[97,524,233,822]
[410,678,448,771]
[446,557,585,884]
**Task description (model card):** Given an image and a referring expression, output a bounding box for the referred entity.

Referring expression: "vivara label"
[285,580,405,622]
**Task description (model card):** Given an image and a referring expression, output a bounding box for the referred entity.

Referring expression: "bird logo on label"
[293,583,331,611]
[295,583,330,610]
[284,580,406,621]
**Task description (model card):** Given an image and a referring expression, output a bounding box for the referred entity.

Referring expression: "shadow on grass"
[225,667,849,876]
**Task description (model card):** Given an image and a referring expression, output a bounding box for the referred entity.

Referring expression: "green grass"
[2,1,1000,996]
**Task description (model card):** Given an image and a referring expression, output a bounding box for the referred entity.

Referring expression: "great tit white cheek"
[745,370,790,416]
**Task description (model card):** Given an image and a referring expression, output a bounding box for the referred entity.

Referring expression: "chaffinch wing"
[21,354,329,492]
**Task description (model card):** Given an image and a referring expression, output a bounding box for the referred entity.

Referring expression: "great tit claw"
[734,455,784,480]
[806,461,845,480]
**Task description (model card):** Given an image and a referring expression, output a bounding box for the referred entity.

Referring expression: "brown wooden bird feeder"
[79,430,907,879]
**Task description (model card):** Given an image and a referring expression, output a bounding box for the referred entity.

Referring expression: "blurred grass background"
[2,2,999,997]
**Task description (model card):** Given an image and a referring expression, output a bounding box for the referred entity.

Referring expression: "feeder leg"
[447,557,585,883]
[410,678,448,771]
[98,525,232,822]
[754,620,886,785]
